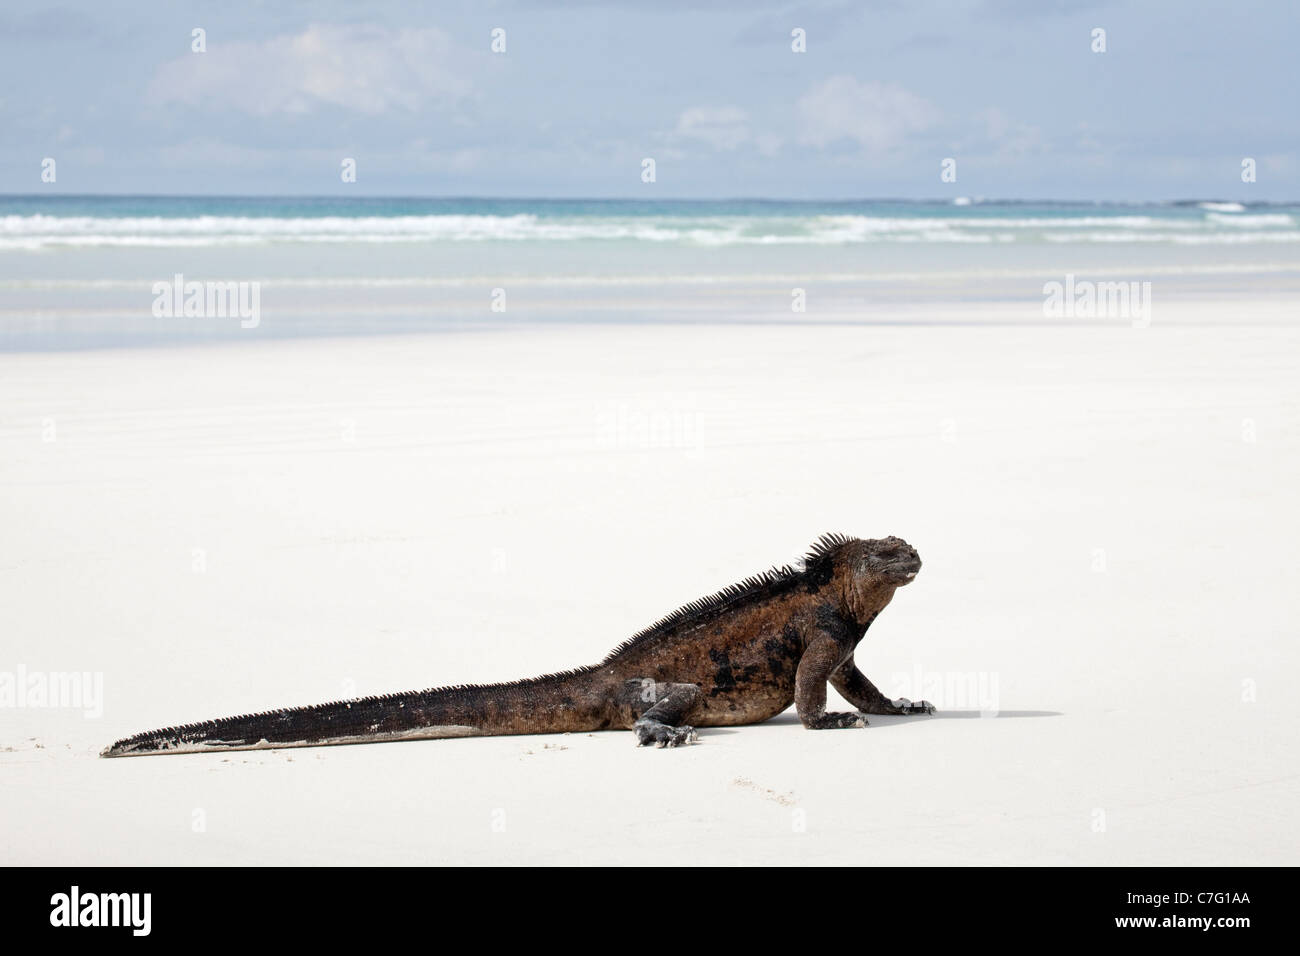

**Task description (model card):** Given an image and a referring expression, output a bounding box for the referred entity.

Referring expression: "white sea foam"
[1044,230,1300,244]
[0,210,1294,249]
[1204,212,1295,227]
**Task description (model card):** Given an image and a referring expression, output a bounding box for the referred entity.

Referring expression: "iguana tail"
[100,669,613,757]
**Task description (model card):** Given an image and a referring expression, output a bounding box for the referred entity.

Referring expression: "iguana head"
[852,535,922,587]
[816,534,921,625]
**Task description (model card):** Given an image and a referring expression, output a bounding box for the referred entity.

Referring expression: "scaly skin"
[101,533,933,756]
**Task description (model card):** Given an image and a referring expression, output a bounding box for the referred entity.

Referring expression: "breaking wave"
[1,207,1296,250]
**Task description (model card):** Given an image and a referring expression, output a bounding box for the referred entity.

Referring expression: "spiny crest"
[803,531,859,566]
[601,533,860,661]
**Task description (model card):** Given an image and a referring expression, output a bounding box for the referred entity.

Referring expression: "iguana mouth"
[889,556,922,583]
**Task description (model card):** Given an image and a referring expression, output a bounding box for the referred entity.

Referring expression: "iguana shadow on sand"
[102,533,933,756]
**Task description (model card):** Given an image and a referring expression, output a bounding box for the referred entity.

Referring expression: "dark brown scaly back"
[597,532,860,661]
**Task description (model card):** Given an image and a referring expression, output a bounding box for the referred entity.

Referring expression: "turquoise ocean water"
[2,196,1297,348]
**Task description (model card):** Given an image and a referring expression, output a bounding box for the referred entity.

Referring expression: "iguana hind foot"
[805,711,869,729]
[633,721,698,747]
[632,681,701,748]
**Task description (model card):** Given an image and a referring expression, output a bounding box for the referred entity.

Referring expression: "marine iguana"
[101,533,932,756]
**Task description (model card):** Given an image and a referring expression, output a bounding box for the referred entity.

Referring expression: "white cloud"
[148,23,471,116]
[974,107,1046,157]
[797,76,940,152]
[673,107,751,151]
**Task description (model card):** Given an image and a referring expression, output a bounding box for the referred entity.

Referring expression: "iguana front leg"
[831,656,936,715]
[796,636,869,729]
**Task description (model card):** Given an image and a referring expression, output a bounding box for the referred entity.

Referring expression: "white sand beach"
[2,281,1297,865]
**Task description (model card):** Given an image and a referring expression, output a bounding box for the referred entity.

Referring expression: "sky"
[1,0,1297,200]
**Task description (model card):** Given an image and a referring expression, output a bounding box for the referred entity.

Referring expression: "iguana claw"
[891,697,937,715]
